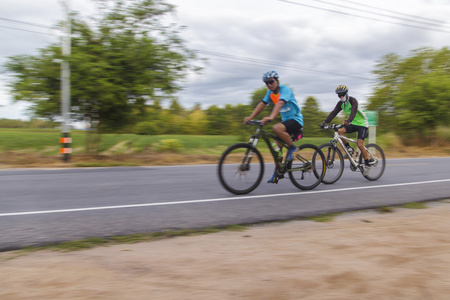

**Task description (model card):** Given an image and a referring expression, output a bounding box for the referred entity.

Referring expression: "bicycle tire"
[359,143,386,181]
[287,143,326,190]
[319,143,344,184]
[217,143,264,195]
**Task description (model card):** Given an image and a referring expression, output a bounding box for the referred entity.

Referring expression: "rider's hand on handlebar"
[261,117,273,125]
[320,121,327,129]
[243,117,252,125]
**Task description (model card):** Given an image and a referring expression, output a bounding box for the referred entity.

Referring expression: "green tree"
[367,47,450,143]
[205,105,226,135]
[249,86,268,108]
[168,99,185,115]
[134,121,161,135]
[3,0,200,133]
[300,96,327,137]
[158,109,184,134]
[185,108,208,135]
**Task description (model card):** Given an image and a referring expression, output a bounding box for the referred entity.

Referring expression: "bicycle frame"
[248,122,289,170]
[330,131,364,168]
[246,120,312,175]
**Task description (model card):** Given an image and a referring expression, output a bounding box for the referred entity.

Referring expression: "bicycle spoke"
[288,144,325,190]
[360,143,386,181]
[218,143,264,194]
[319,143,344,184]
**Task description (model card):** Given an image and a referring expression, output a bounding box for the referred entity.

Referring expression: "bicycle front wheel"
[287,143,326,190]
[359,143,386,181]
[217,143,264,195]
[319,143,344,184]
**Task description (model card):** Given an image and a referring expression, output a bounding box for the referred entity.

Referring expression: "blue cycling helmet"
[262,71,279,82]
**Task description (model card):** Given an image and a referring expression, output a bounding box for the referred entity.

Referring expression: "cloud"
[167,0,450,111]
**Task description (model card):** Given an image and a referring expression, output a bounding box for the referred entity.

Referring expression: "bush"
[376,132,402,149]
[134,121,160,135]
[154,139,183,153]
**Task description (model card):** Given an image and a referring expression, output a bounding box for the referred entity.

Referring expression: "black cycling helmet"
[335,85,349,102]
[335,85,348,95]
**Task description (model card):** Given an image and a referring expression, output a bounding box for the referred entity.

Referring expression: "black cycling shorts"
[282,119,303,135]
[343,124,369,140]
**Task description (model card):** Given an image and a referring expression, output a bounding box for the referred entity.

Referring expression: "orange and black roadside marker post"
[60,133,71,162]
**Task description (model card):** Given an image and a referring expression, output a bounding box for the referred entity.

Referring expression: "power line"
[195,50,372,80]
[0,16,59,36]
[336,0,447,25]
[0,24,57,36]
[314,0,447,28]
[278,0,450,33]
[0,15,372,80]
[0,17,53,29]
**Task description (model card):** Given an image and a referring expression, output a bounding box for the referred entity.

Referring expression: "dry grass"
[0,151,220,169]
[382,144,450,158]
[0,144,448,169]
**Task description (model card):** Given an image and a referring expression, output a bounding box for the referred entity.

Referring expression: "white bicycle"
[319,124,386,183]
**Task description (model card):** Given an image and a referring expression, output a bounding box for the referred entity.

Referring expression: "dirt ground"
[1,201,449,300]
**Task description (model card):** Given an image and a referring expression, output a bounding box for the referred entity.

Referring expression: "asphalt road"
[1,157,449,251]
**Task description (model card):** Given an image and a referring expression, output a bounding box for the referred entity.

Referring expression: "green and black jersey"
[324,96,369,128]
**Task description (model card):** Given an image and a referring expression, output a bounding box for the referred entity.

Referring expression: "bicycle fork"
[325,141,339,167]
[238,135,260,172]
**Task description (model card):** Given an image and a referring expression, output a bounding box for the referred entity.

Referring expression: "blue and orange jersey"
[262,84,303,126]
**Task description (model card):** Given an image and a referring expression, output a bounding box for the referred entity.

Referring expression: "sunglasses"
[265,80,275,85]
[337,92,346,97]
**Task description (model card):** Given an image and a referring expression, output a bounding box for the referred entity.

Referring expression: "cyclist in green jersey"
[321,85,372,175]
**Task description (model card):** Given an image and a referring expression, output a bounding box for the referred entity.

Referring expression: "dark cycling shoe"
[286,145,297,161]
[267,172,284,184]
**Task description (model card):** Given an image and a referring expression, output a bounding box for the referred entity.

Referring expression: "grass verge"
[1,200,447,261]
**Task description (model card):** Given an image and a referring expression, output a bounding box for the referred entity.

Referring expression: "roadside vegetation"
[0,126,448,168]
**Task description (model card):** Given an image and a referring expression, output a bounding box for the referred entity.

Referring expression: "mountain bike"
[218,120,326,195]
[319,124,386,183]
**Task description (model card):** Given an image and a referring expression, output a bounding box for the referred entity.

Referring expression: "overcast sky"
[1,0,449,120]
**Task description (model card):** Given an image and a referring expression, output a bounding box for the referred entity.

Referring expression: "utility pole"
[60,0,71,162]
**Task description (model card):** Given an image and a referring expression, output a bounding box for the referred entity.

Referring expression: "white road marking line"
[1,179,449,217]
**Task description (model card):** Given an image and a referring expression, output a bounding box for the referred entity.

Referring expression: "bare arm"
[262,100,285,125]
[244,102,266,124]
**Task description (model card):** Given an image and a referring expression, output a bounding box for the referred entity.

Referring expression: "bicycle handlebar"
[320,124,344,130]
[246,120,271,126]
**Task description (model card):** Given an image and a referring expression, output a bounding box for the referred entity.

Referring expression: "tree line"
[128,94,331,138]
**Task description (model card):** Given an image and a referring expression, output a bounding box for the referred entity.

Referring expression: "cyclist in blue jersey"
[244,71,304,183]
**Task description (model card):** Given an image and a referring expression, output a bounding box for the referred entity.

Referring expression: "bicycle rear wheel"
[359,143,386,181]
[217,143,264,195]
[319,143,344,184]
[287,143,326,190]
